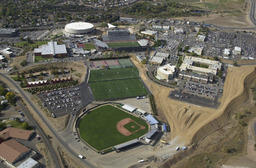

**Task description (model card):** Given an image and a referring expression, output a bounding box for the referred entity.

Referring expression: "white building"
[188,47,203,56]
[233,46,241,55]
[64,22,94,37]
[174,28,184,34]
[138,39,149,47]
[197,35,206,42]
[141,30,157,36]
[180,56,222,75]
[156,64,176,81]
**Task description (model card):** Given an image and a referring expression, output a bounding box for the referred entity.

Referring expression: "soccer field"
[89,67,138,82]
[89,66,148,100]
[78,105,149,151]
[90,78,147,100]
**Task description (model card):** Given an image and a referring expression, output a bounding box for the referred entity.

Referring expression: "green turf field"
[124,122,141,132]
[89,67,138,82]
[118,59,134,67]
[107,42,140,49]
[78,105,149,151]
[90,78,147,100]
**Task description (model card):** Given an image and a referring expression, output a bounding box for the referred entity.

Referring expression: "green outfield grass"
[78,105,149,151]
[108,42,140,49]
[89,67,138,82]
[84,43,96,50]
[89,78,147,100]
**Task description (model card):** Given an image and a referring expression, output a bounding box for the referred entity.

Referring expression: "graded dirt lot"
[177,0,254,29]
[131,57,256,145]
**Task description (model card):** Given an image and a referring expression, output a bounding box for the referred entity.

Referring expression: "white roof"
[180,56,222,75]
[141,30,157,36]
[122,104,136,112]
[138,39,149,47]
[107,23,116,29]
[150,56,164,64]
[137,108,146,114]
[34,41,67,56]
[188,47,203,56]
[0,55,5,60]
[234,46,241,52]
[65,22,94,31]
[155,52,169,58]
[197,35,206,42]
[17,158,38,168]
[223,48,230,55]
[158,64,176,75]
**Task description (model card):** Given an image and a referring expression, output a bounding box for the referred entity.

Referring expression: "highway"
[0,73,96,168]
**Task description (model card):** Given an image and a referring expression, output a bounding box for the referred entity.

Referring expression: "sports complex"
[88,58,148,100]
[77,104,149,152]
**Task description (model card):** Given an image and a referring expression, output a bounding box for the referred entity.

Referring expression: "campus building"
[0,28,18,37]
[156,64,176,81]
[180,56,222,75]
[34,41,67,57]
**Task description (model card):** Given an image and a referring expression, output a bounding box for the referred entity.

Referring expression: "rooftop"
[0,127,34,141]
[0,139,30,164]
[34,41,67,56]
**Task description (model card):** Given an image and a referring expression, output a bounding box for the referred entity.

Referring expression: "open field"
[107,42,140,48]
[78,104,149,151]
[131,57,256,145]
[176,0,254,28]
[89,67,138,82]
[35,55,52,63]
[90,78,147,100]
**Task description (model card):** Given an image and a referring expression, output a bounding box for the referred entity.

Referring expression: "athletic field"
[78,105,149,151]
[89,66,148,100]
[108,42,140,49]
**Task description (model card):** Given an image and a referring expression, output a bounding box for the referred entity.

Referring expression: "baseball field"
[78,105,149,151]
[89,66,148,100]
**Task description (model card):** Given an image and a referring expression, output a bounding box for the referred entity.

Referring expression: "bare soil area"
[131,57,256,145]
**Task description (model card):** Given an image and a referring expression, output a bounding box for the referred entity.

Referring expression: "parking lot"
[39,86,83,117]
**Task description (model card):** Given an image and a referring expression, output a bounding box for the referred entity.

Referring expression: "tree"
[20,60,28,67]
[0,122,5,131]
[5,91,16,105]
[0,85,7,96]
[21,122,30,130]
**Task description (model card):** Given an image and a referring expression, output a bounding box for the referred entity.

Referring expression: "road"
[0,76,62,168]
[250,0,256,26]
[0,73,96,168]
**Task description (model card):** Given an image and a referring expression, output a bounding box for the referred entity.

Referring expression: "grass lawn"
[108,42,140,49]
[84,43,96,50]
[34,55,52,63]
[78,105,148,151]
[89,78,147,100]
[15,41,47,52]
[124,122,141,132]
[89,67,138,82]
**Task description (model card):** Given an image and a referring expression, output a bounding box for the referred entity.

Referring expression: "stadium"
[76,104,151,152]
[64,22,94,37]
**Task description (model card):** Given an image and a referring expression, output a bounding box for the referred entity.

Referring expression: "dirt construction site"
[131,57,256,146]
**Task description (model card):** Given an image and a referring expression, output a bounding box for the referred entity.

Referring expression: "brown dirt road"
[131,57,256,145]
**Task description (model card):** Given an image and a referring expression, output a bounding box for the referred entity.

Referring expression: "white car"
[78,154,84,159]
[175,146,180,151]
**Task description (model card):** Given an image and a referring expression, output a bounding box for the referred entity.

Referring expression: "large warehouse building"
[64,22,94,37]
